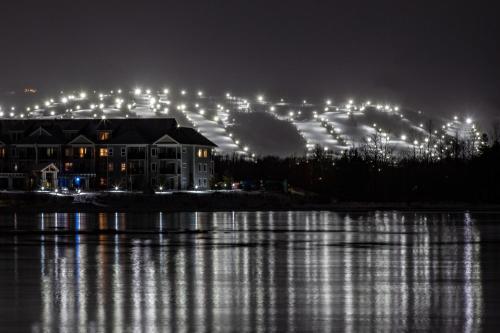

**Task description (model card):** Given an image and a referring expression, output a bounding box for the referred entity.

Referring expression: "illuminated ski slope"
[0,88,485,157]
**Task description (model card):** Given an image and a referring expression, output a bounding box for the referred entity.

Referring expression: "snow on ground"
[1,89,485,157]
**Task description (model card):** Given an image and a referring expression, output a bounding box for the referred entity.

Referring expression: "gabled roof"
[68,134,94,145]
[29,126,52,137]
[33,163,59,172]
[0,118,217,147]
[154,133,179,145]
[17,133,64,145]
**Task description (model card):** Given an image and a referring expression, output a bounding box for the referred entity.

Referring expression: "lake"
[1,211,499,332]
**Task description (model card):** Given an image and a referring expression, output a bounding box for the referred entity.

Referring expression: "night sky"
[1,0,498,119]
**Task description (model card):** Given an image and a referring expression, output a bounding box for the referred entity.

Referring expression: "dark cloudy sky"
[1,0,498,119]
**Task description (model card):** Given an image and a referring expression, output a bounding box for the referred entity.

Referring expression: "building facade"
[0,118,216,191]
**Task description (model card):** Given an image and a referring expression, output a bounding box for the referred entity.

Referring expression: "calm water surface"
[1,211,500,332]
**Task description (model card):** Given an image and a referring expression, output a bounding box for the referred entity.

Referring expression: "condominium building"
[0,118,216,191]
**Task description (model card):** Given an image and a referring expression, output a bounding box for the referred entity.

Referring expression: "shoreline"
[1,191,500,213]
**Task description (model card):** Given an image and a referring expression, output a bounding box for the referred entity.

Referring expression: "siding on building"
[0,119,216,191]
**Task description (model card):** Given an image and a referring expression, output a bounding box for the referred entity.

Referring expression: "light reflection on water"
[0,211,496,332]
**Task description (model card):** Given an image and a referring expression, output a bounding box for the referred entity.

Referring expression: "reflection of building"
[0,119,216,190]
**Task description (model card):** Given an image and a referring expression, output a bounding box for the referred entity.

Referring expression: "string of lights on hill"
[0,88,485,158]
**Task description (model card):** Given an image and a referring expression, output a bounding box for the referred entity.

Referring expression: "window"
[108,163,114,172]
[182,147,187,154]
[99,148,108,157]
[151,163,157,172]
[203,149,208,158]
[121,162,126,172]
[98,131,110,141]
[65,148,72,157]
[0,148,5,158]
[151,148,157,157]
[79,147,87,158]
[46,147,55,157]
[64,162,73,172]
[99,177,107,186]
[121,147,126,157]
[197,148,203,158]
[198,163,208,172]
[108,148,113,156]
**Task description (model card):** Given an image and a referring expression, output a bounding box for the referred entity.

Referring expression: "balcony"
[127,151,146,159]
[129,168,145,175]
[158,147,178,159]
[158,152,178,159]
[159,166,176,174]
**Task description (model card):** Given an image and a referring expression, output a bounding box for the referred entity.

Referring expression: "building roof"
[0,118,217,147]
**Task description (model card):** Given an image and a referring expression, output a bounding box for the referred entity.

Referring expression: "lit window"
[197,149,203,158]
[121,162,126,172]
[99,177,107,186]
[79,147,87,158]
[108,163,114,172]
[0,148,5,158]
[203,149,208,158]
[46,147,54,157]
[99,148,108,157]
[64,162,72,171]
[98,131,110,141]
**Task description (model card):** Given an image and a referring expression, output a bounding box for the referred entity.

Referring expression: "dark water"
[1,211,500,332]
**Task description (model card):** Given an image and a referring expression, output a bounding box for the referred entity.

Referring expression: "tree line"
[214,131,500,203]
